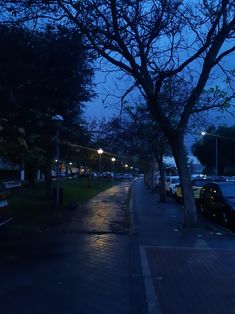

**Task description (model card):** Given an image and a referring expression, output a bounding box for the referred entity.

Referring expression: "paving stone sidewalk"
[132,179,235,314]
[55,182,131,234]
[0,182,131,314]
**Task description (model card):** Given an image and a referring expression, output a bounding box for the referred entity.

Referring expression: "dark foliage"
[192,125,235,175]
[0,24,95,182]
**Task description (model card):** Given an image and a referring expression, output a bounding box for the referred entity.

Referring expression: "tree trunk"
[170,135,198,227]
[144,170,148,186]
[43,163,52,199]
[149,159,155,191]
[145,169,149,188]
[66,164,69,179]
[158,157,166,202]
[87,168,92,187]
[25,162,37,185]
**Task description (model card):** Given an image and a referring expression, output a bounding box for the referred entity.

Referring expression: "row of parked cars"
[159,175,235,227]
[0,182,12,227]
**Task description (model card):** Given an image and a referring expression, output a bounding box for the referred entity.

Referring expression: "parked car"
[121,173,133,181]
[0,182,12,227]
[165,176,180,197]
[101,172,113,179]
[175,178,213,203]
[114,173,133,180]
[200,181,235,226]
[209,175,229,182]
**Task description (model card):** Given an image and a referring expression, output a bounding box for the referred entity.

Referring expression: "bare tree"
[1,0,235,226]
[91,104,170,201]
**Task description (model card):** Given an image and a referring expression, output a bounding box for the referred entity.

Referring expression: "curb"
[140,246,163,314]
[128,182,135,235]
[206,221,235,238]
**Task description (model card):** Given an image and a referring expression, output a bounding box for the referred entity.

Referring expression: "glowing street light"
[97,148,104,184]
[201,131,218,176]
[111,157,116,180]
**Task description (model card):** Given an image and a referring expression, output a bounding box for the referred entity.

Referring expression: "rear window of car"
[192,179,212,187]
[171,178,180,184]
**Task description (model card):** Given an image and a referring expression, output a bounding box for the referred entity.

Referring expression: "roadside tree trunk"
[149,158,156,191]
[170,134,198,226]
[145,169,149,188]
[43,162,52,199]
[144,169,148,186]
[25,162,37,185]
[158,156,166,202]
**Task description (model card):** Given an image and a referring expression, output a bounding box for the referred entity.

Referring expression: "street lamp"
[201,131,218,176]
[111,157,116,180]
[52,114,64,209]
[97,148,103,184]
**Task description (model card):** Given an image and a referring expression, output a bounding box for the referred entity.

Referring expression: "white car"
[165,176,180,197]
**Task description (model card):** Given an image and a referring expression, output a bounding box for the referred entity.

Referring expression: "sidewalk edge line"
[140,246,163,314]
[142,245,235,251]
[129,182,135,235]
[206,222,235,237]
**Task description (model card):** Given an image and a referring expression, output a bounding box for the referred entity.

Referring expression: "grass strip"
[8,178,115,230]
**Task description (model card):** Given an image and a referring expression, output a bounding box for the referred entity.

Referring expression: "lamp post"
[52,114,64,209]
[97,148,103,184]
[201,131,218,176]
[111,157,116,180]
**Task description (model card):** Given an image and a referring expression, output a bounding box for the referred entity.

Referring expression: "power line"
[60,141,135,163]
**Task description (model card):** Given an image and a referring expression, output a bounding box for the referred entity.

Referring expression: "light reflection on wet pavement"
[53,183,131,234]
[0,182,131,314]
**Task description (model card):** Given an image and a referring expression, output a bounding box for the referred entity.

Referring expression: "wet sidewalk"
[0,182,131,314]
[55,182,130,234]
[2,178,235,314]
[132,179,235,314]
